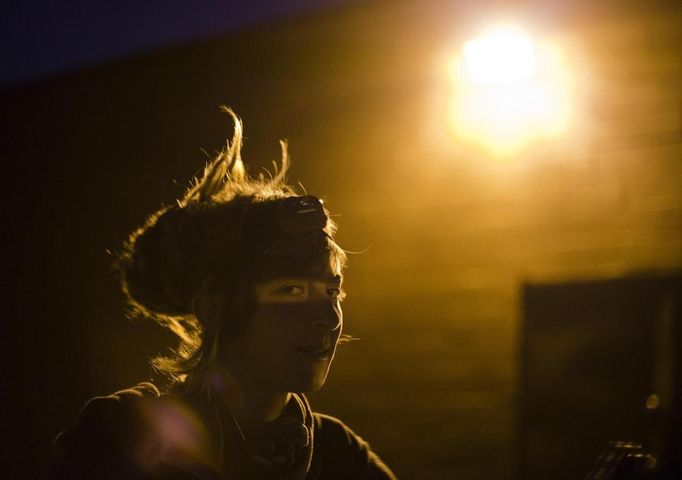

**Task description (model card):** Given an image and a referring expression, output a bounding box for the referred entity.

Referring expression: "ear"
[191,290,224,333]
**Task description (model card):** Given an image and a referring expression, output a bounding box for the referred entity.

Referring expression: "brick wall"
[295,2,682,478]
[6,1,680,477]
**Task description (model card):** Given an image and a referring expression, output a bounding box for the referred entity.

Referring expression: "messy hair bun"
[116,108,346,387]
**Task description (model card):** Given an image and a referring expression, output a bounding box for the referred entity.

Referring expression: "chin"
[287,371,330,393]
[303,377,328,393]
[281,356,335,393]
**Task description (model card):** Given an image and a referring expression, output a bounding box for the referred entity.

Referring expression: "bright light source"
[463,27,536,84]
[448,25,574,155]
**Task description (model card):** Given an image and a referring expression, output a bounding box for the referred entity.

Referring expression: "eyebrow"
[270,273,342,284]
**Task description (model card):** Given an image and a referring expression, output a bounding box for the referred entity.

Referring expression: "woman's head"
[117,108,346,391]
[221,259,344,395]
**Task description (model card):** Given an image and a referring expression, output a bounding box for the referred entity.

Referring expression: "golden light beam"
[449,25,574,156]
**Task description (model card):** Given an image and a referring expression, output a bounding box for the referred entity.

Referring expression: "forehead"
[256,237,344,278]
[261,254,343,281]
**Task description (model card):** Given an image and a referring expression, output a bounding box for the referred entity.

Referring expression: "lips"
[297,345,332,361]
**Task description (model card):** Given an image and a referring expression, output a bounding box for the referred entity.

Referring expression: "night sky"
[1,0,358,87]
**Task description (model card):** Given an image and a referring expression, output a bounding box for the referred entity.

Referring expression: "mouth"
[297,345,332,361]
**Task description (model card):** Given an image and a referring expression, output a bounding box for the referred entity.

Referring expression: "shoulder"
[313,413,368,449]
[63,382,160,436]
[80,382,161,416]
[61,382,161,446]
[50,383,162,479]
[311,413,396,480]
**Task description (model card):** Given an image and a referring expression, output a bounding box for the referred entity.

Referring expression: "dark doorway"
[519,273,681,480]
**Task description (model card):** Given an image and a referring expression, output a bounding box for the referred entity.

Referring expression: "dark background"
[3,1,682,478]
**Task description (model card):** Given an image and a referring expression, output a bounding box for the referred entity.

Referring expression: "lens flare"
[449,26,574,155]
[463,27,536,84]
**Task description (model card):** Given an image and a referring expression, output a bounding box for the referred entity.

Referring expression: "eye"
[277,284,306,296]
[327,287,346,302]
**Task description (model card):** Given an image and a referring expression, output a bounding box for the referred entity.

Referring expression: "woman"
[51,108,395,480]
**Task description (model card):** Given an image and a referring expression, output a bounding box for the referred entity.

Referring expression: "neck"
[205,368,290,429]
[232,389,291,428]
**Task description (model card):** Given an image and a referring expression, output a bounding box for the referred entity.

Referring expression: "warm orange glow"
[463,26,536,84]
[449,25,574,155]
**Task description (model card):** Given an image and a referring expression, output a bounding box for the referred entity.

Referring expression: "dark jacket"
[51,383,395,480]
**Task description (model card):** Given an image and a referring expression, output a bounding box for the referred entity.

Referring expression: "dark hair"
[116,107,346,389]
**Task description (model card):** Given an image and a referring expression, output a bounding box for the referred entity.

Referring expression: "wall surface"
[3,1,681,478]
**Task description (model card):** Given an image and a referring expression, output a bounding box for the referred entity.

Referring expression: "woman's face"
[222,261,344,394]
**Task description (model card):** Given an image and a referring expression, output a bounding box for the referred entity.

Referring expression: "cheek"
[244,305,301,352]
[253,302,321,327]
[250,304,303,335]
[246,301,342,349]
[254,303,301,322]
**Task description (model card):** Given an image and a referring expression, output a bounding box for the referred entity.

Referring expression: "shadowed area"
[3,0,682,478]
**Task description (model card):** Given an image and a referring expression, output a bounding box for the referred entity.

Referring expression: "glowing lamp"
[463,28,536,84]
[449,25,573,155]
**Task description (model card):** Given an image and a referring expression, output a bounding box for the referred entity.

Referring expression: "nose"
[313,300,342,331]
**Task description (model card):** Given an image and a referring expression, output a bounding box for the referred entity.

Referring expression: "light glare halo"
[463,27,537,85]
[448,27,574,156]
